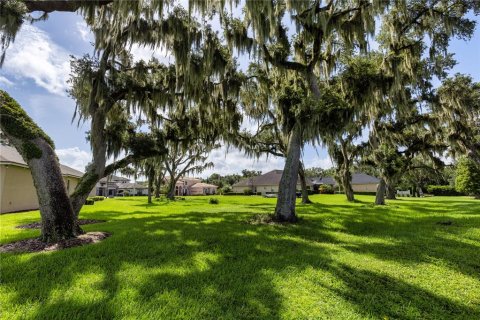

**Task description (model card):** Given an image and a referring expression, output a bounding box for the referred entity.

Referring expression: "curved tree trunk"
[375,179,386,205]
[1,91,77,242]
[274,125,302,222]
[298,162,312,204]
[70,104,107,218]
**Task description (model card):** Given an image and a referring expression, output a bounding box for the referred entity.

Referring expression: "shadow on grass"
[1,196,479,319]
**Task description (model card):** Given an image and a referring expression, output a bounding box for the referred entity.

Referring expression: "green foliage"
[89,196,106,202]
[427,185,463,196]
[21,141,42,160]
[455,157,480,196]
[209,198,219,205]
[84,199,95,205]
[241,170,262,178]
[0,90,54,159]
[318,184,334,194]
[243,188,253,195]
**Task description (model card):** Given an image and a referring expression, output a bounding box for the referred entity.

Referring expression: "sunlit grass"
[1,195,479,319]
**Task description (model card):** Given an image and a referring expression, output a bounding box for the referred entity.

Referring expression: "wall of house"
[1,165,80,214]
[352,184,378,193]
[233,185,304,195]
[190,187,217,195]
[0,165,38,213]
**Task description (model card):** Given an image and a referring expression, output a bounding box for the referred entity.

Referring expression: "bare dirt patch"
[16,219,106,229]
[0,232,110,253]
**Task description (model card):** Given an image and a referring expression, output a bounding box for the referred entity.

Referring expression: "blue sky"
[0,9,479,178]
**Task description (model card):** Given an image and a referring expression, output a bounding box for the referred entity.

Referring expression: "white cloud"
[2,24,71,96]
[198,145,285,178]
[130,43,171,64]
[56,147,92,172]
[76,21,92,42]
[0,75,13,86]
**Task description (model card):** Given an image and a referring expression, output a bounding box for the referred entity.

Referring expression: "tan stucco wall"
[1,165,80,214]
[352,184,378,193]
[190,187,217,195]
[232,184,302,195]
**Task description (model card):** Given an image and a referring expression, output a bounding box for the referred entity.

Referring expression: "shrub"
[426,185,463,196]
[243,189,253,195]
[85,199,95,205]
[455,157,480,197]
[91,196,105,201]
[209,198,219,204]
[318,184,334,194]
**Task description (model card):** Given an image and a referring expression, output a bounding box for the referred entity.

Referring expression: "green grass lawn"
[1,195,479,319]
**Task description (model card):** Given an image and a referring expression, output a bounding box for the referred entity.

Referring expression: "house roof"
[99,175,130,183]
[190,182,218,189]
[351,172,380,184]
[311,176,336,185]
[233,170,305,187]
[311,173,380,186]
[117,182,147,189]
[0,145,83,178]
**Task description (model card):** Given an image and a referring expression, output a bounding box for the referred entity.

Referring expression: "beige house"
[170,177,218,196]
[190,182,218,195]
[0,145,84,213]
[313,173,380,193]
[232,170,304,195]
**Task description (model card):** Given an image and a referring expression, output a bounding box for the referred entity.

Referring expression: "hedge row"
[426,185,463,196]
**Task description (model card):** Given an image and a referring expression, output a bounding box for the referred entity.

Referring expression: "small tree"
[455,157,480,198]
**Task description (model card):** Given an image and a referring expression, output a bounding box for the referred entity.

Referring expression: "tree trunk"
[1,91,77,242]
[386,182,396,200]
[375,179,386,205]
[147,169,154,204]
[342,171,355,202]
[70,105,107,217]
[166,177,176,200]
[154,175,161,198]
[274,125,302,222]
[298,162,312,204]
[21,139,77,242]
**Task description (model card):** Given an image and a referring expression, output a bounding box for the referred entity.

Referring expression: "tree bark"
[70,104,107,217]
[342,173,355,202]
[298,162,312,204]
[154,175,162,198]
[1,91,77,242]
[166,177,177,200]
[18,138,77,242]
[147,169,154,204]
[274,125,302,222]
[386,182,396,200]
[375,179,386,205]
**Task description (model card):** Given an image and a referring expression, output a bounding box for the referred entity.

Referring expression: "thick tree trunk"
[1,91,77,242]
[147,170,154,204]
[341,171,355,202]
[166,178,176,200]
[375,179,386,205]
[154,175,161,198]
[342,176,355,202]
[298,162,312,204]
[22,139,77,242]
[386,182,396,200]
[274,126,302,222]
